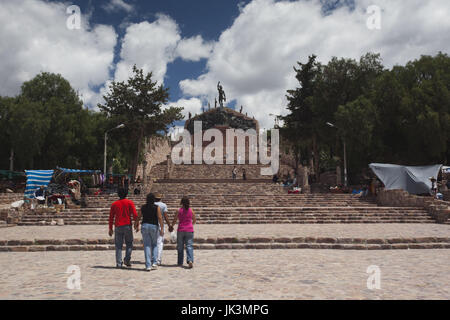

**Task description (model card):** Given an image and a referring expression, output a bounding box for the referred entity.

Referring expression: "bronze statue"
[217,81,226,107]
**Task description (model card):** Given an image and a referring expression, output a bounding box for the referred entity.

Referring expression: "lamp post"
[327,122,347,187]
[104,124,125,177]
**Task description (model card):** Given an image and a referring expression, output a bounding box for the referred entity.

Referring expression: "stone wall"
[442,191,450,202]
[377,189,450,223]
[136,136,172,183]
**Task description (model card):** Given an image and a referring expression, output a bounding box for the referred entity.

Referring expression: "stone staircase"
[83,193,380,208]
[149,181,286,195]
[149,162,292,180]
[18,193,434,225]
[0,193,23,205]
[13,160,439,226]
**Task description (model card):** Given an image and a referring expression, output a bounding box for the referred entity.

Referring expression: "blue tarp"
[24,170,54,199]
[57,167,101,174]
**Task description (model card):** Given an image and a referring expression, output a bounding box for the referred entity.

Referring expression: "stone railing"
[377,189,450,223]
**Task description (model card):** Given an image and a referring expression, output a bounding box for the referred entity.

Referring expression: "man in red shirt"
[109,188,138,268]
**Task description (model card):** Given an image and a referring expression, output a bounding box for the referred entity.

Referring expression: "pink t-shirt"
[178,207,194,232]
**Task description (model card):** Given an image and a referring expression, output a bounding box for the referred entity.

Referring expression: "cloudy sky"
[1,0,450,131]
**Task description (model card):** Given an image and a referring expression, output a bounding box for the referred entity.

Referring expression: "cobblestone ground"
[1,224,449,241]
[0,249,449,299]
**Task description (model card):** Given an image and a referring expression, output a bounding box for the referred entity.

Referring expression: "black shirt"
[141,204,158,225]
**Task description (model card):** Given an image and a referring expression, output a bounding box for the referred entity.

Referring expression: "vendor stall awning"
[24,170,54,198]
[57,167,101,174]
[369,163,442,195]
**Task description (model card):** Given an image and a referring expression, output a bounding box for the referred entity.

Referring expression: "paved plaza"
[0,249,449,299]
[0,224,449,300]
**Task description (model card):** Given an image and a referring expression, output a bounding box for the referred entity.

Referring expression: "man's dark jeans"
[115,225,133,266]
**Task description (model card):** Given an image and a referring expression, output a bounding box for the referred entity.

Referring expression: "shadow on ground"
[92,263,191,271]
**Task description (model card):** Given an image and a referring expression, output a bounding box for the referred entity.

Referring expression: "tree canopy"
[281,52,450,184]
[98,65,183,177]
[0,67,183,176]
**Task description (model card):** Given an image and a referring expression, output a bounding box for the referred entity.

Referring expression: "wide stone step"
[21,211,432,218]
[2,236,449,252]
[19,219,435,226]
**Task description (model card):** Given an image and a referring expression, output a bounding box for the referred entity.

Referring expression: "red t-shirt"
[109,198,138,230]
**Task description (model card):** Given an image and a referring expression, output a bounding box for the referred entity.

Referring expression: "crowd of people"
[108,188,195,271]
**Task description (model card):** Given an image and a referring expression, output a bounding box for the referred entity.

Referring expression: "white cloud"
[0,0,117,106]
[102,0,134,13]
[179,0,450,129]
[165,97,204,120]
[113,15,213,86]
[175,35,214,62]
[114,15,181,85]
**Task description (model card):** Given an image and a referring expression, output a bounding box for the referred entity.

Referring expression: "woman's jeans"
[177,231,194,265]
[141,223,158,268]
[115,225,134,267]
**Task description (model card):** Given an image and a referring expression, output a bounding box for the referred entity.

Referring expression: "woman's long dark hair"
[180,196,190,210]
[145,193,155,208]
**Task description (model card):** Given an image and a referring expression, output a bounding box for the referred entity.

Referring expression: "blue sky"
[0,0,449,130]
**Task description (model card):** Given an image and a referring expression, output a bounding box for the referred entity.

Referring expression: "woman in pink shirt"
[171,196,196,268]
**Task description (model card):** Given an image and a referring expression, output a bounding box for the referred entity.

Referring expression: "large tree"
[98,65,183,177]
[280,55,322,181]
[20,72,87,169]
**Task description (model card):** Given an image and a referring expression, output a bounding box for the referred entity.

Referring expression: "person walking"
[155,193,171,266]
[134,193,164,271]
[108,188,138,268]
[232,166,237,180]
[171,196,196,268]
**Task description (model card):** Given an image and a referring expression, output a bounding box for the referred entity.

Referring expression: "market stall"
[369,163,442,195]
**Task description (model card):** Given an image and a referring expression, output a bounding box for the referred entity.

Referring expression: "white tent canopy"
[369,163,442,195]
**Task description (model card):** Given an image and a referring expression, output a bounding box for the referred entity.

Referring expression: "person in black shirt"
[134,193,163,271]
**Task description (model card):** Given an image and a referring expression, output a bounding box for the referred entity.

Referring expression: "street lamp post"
[104,124,125,177]
[327,122,348,187]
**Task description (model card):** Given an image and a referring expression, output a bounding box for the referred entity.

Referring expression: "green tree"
[335,96,377,181]
[20,72,86,169]
[371,53,450,165]
[8,97,50,169]
[0,97,14,169]
[98,65,183,177]
[280,55,322,180]
[315,53,384,166]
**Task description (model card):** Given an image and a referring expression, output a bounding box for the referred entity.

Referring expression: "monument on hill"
[183,106,260,165]
[185,81,259,134]
[182,81,261,165]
